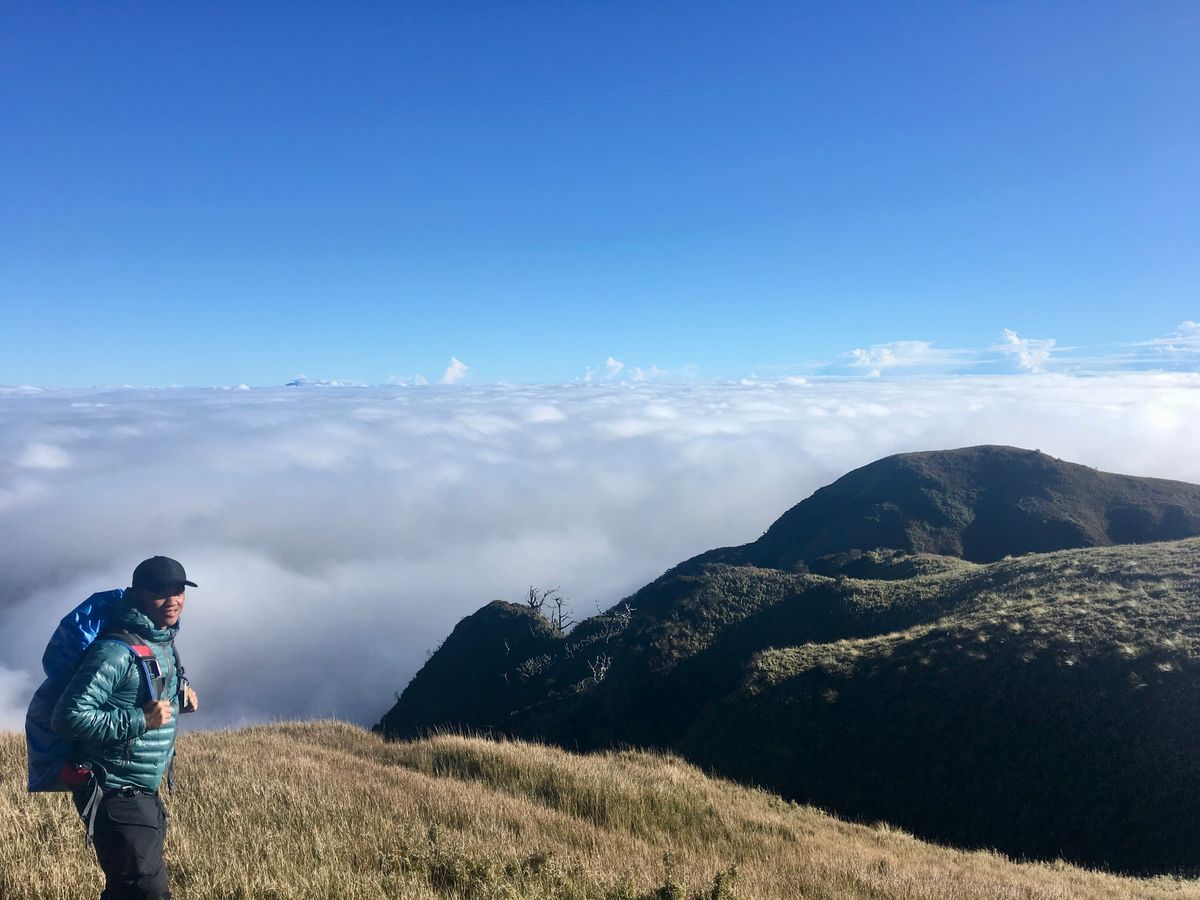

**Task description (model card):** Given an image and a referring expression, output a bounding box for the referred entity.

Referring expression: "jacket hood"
[110,591,180,644]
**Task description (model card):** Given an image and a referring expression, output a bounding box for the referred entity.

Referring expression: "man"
[52,556,200,900]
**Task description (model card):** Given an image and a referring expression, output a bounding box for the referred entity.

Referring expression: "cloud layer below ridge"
[2,374,1199,730]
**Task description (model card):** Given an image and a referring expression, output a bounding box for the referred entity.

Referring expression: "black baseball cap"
[131,556,197,594]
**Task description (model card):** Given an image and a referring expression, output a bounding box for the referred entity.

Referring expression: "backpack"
[24,589,186,792]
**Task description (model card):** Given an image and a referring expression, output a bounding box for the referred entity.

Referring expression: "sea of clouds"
[2,373,1199,732]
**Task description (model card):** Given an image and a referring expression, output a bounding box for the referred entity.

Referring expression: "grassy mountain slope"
[680,539,1200,874]
[692,445,1200,570]
[376,448,1200,872]
[3,721,1198,899]
[378,536,1200,874]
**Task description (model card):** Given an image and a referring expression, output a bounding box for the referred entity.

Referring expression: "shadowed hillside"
[3,722,1198,899]
[679,540,1200,874]
[377,448,1200,875]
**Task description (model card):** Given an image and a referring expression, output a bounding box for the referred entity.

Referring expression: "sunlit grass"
[3,722,1198,898]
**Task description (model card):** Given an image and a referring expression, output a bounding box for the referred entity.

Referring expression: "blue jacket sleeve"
[51,642,149,745]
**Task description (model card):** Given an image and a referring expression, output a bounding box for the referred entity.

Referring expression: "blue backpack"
[25,589,184,792]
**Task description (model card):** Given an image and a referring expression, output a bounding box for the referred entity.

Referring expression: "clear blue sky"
[2,2,1196,386]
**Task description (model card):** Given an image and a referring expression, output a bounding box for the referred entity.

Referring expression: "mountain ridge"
[677,445,1200,573]
[377,446,1200,874]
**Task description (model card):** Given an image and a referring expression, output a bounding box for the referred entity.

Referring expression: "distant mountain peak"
[723,445,1200,567]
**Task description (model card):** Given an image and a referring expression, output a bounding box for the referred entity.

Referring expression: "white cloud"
[1175,320,1200,340]
[846,340,966,377]
[830,324,1200,377]
[286,374,367,387]
[440,358,469,385]
[0,666,33,730]
[995,329,1056,373]
[1043,322,1200,374]
[1,374,1199,730]
[387,374,429,387]
[850,345,897,377]
[582,358,677,383]
[1140,321,1200,355]
[16,443,71,470]
[524,404,568,423]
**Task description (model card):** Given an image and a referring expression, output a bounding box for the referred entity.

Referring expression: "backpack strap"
[98,630,166,702]
[94,631,184,796]
[171,642,188,703]
[165,644,186,795]
[78,770,104,847]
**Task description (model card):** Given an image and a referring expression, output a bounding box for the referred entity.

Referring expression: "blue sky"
[2,2,1197,387]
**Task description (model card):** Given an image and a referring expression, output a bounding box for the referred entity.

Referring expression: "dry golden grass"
[2,721,1197,899]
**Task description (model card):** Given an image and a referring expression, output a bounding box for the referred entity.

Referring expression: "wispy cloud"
[1137,321,1200,356]
[845,340,972,377]
[830,323,1198,378]
[581,358,687,384]
[214,324,1200,392]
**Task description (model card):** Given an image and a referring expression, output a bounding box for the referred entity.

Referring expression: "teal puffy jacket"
[51,597,181,791]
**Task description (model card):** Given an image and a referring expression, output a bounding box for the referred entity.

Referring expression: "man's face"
[140,587,186,628]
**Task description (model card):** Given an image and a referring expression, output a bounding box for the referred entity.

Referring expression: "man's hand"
[183,685,199,713]
[143,700,172,729]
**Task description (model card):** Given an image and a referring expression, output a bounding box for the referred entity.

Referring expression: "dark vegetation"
[690,444,1200,569]
[376,446,1200,875]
